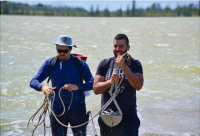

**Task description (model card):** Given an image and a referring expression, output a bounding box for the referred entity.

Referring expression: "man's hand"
[116,54,144,91]
[110,73,119,84]
[115,54,126,69]
[63,84,79,91]
[40,86,56,95]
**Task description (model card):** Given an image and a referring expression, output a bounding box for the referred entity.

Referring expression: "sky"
[3,0,199,11]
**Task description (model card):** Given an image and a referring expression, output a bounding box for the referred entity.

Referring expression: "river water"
[0,15,199,136]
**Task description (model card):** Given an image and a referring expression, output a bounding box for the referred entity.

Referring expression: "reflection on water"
[1,15,199,136]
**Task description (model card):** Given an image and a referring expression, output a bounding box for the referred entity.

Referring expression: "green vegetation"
[1,1,199,17]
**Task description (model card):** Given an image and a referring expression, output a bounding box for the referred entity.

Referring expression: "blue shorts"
[98,112,140,136]
[50,104,89,136]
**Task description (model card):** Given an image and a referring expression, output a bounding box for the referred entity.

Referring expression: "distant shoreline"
[1,14,199,17]
[1,1,199,17]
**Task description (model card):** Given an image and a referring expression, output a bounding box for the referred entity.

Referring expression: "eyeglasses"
[57,49,69,54]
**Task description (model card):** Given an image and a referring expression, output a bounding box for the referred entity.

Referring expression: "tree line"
[1,1,199,17]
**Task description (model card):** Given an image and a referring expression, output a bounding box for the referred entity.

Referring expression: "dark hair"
[114,34,129,45]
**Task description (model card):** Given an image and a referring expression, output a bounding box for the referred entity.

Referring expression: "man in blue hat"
[30,35,94,136]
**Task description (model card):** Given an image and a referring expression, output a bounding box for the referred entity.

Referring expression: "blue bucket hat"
[50,35,77,48]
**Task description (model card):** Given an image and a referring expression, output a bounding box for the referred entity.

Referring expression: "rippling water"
[1,15,199,136]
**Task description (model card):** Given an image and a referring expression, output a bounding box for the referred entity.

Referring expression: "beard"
[114,49,128,57]
[59,55,68,61]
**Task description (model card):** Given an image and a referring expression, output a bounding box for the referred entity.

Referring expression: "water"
[0,15,199,136]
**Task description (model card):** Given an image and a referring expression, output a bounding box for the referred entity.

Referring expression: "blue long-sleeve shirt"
[30,55,94,111]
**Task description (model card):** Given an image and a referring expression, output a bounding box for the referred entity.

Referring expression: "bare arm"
[93,73,119,95]
[121,65,143,90]
[116,55,144,91]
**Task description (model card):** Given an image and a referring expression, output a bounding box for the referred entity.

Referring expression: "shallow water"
[0,15,199,136]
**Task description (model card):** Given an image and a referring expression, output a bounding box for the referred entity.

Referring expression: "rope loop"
[27,53,132,135]
[27,87,98,135]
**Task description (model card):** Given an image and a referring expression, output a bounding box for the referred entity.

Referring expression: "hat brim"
[50,42,77,48]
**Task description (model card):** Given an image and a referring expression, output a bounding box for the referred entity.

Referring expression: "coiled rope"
[27,53,132,136]
[27,86,98,136]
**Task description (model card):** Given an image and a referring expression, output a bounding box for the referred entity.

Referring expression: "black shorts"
[98,113,140,136]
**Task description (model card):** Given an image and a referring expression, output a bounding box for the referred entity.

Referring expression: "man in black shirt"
[93,34,144,136]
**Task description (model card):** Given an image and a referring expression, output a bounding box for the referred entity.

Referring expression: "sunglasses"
[57,49,69,54]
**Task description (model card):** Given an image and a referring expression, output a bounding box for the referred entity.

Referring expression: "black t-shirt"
[96,57,143,114]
